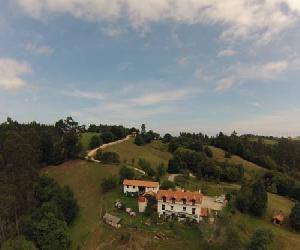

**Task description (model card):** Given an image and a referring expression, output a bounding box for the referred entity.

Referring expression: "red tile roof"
[156,189,203,204]
[123,179,159,188]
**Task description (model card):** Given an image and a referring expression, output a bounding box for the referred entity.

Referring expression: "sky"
[1,0,300,136]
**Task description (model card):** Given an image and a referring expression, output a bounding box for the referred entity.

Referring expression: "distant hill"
[208,145,266,179]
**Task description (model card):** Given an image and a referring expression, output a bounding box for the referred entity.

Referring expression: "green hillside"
[41,139,299,250]
[208,145,266,179]
[79,132,100,153]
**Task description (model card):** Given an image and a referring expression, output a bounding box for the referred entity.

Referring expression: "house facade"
[156,189,204,222]
[123,179,159,195]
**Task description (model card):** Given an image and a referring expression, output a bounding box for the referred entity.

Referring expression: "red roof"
[123,179,159,188]
[156,190,203,204]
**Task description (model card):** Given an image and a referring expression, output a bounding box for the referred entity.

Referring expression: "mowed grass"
[229,192,299,250]
[208,146,266,179]
[41,160,119,249]
[103,138,172,169]
[79,132,100,153]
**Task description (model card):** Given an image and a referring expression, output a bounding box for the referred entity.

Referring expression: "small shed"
[272,212,284,225]
[103,213,121,228]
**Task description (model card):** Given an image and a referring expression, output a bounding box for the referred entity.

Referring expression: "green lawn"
[208,146,266,179]
[103,138,172,169]
[79,132,100,154]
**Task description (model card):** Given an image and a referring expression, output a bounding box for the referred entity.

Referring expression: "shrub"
[101,176,118,193]
[97,151,120,164]
[160,181,176,190]
[138,158,155,176]
[119,232,130,244]
[204,146,213,158]
[89,135,103,149]
[134,134,145,146]
[101,132,115,143]
[119,165,135,181]
[249,229,274,250]
[1,236,37,250]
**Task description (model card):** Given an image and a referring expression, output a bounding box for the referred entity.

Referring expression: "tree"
[34,176,60,204]
[101,132,115,143]
[160,181,176,190]
[162,133,173,143]
[24,212,71,250]
[167,157,182,173]
[119,166,135,181]
[290,203,300,232]
[134,134,145,146]
[157,164,166,179]
[250,180,268,217]
[89,135,103,149]
[138,158,155,176]
[1,236,37,250]
[141,124,146,134]
[101,176,118,193]
[204,147,213,158]
[54,186,79,225]
[249,229,274,250]
[97,152,120,164]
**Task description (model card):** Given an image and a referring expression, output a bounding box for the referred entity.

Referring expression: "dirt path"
[86,135,132,162]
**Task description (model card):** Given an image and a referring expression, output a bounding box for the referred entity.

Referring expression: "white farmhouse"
[123,179,159,195]
[156,189,207,223]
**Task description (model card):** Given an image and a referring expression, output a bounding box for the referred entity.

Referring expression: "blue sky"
[1,0,300,136]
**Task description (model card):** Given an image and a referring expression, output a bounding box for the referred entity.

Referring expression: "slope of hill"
[41,140,299,250]
[208,145,266,179]
[103,138,172,169]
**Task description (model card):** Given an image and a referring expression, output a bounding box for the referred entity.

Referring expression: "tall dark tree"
[250,180,268,217]
[290,203,300,232]
[141,124,146,134]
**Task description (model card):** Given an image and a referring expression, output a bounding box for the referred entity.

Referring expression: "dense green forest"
[165,132,300,201]
[0,117,134,248]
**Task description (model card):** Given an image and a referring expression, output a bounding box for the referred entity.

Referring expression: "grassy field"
[208,146,266,179]
[79,132,100,153]
[40,139,299,250]
[103,138,172,169]
[247,137,278,145]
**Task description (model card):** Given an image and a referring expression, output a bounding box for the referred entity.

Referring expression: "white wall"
[123,185,159,194]
[157,200,201,222]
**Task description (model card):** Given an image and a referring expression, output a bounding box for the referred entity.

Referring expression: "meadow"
[41,139,299,250]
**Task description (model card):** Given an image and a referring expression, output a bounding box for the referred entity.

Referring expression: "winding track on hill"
[85,135,146,175]
[86,135,132,161]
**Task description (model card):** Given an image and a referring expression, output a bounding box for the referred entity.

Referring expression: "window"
[127,185,129,188]
[133,186,135,188]
[171,206,174,210]
[162,196,166,202]
[182,198,186,204]
[183,207,186,211]
[192,199,195,206]
[162,204,165,210]
[192,208,196,215]
[172,198,176,204]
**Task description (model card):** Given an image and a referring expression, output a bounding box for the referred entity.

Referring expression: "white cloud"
[176,57,189,66]
[101,26,123,37]
[131,87,201,106]
[194,67,211,81]
[217,49,237,57]
[227,108,300,137]
[0,58,32,90]
[25,43,54,55]
[117,62,133,72]
[15,0,300,44]
[216,58,299,91]
[62,89,105,100]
